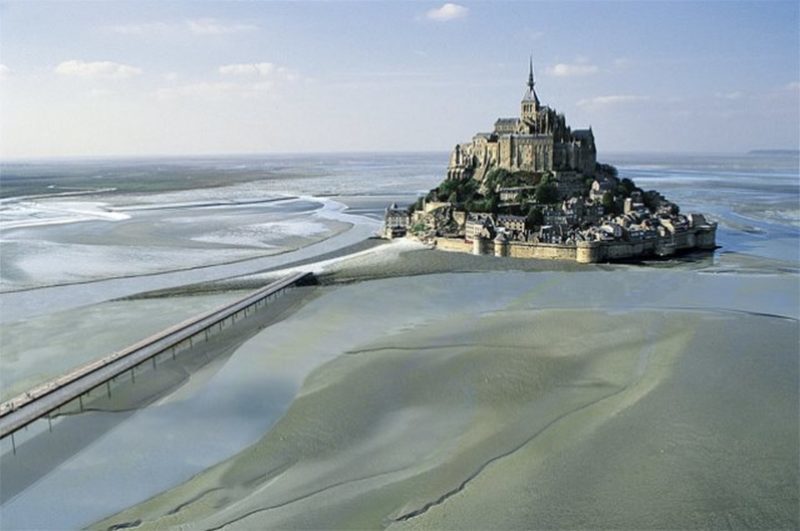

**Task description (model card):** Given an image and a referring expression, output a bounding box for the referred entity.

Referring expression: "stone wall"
[694,228,717,249]
[431,225,716,264]
[435,237,472,253]
[424,201,451,214]
[508,242,578,260]
[600,240,659,260]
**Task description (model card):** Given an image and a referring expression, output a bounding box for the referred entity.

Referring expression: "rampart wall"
[435,237,473,253]
[433,225,716,264]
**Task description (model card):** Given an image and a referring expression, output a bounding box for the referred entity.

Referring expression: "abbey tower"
[446,59,597,182]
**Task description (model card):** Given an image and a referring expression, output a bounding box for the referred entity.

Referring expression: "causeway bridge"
[0,271,313,453]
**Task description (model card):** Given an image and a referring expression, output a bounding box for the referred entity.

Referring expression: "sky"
[0,0,798,158]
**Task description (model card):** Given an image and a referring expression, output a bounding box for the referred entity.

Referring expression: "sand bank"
[94,272,799,529]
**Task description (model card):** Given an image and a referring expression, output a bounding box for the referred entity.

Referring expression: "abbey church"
[446,59,597,181]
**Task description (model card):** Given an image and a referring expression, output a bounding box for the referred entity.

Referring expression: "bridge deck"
[0,271,311,440]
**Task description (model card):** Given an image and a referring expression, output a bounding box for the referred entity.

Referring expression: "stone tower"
[520,56,539,125]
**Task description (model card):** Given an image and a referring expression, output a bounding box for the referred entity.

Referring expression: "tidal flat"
[2,152,798,529]
[93,269,799,530]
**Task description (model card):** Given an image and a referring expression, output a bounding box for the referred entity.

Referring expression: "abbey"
[385,58,717,263]
[447,59,597,181]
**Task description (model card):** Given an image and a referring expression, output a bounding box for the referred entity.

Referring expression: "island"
[384,59,717,263]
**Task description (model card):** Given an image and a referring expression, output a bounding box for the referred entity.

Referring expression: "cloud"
[187,18,257,35]
[577,95,650,108]
[157,61,295,100]
[107,22,171,35]
[55,60,142,79]
[219,63,297,81]
[426,3,469,21]
[219,63,276,77]
[0,64,9,79]
[786,81,800,91]
[546,63,599,77]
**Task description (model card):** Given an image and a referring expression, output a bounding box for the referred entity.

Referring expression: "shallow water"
[0,291,248,402]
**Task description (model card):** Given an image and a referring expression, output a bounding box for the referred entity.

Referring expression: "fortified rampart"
[437,224,716,264]
[435,237,472,253]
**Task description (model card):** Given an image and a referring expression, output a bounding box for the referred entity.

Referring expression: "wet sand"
[93,269,799,530]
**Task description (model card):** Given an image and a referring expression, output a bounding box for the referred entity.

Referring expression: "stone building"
[465,213,495,242]
[446,58,597,183]
[383,203,410,239]
[496,214,528,234]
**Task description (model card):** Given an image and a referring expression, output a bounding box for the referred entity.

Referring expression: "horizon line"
[3,148,798,164]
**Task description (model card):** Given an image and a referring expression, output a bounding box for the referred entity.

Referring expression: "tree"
[408,197,424,213]
[535,183,559,204]
[619,178,636,197]
[596,163,618,179]
[602,191,618,215]
[526,206,544,227]
[485,168,511,189]
[642,190,660,212]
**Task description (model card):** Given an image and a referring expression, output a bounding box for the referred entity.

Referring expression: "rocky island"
[384,59,717,263]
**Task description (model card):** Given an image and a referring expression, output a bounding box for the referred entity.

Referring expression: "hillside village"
[384,60,717,263]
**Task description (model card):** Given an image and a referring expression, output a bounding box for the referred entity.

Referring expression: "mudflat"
[94,270,799,530]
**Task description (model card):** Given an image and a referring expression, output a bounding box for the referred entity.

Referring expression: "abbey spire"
[527,56,535,91]
[521,56,540,121]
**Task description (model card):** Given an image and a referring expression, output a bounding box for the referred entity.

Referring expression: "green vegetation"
[616,177,637,198]
[534,182,559,204]
[416,163,633,218]
[408,197,424,214]
[483,168,540,190]
[526,206,544,226]
[602,191,620,216]
[429,178,479,204]
[410,222,427,233]
[423,169,558,215]
[596,163,618,179]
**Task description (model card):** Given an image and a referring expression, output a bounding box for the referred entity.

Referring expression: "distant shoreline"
[747,149,800,156]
